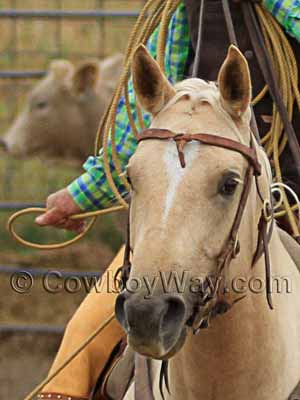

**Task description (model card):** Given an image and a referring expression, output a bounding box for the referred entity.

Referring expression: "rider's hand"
[35,188,85,233]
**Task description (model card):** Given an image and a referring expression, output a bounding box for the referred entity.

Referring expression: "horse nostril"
[115,290,131,331]
[0,138,7,151]
[161,295,186,338]
[116,292,187,354]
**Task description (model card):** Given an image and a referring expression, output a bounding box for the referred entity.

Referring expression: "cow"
[0,53,124,164]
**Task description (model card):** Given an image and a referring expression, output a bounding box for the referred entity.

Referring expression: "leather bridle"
[139,129,274,312]
[117,126,275,400]
[119,127,274,330]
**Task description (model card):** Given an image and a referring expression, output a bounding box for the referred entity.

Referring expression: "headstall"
[118,127,274,334]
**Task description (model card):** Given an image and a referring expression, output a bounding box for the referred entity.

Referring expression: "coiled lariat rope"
[253,5,300,237]
[17,2,183,399]
[7,0,181,251]
[13,2,300,399]
[7,2,300,252]
[8,2,299,250]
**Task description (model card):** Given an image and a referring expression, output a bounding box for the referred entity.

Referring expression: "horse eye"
[35,101,48,110]
[219,175,240,197]
[126,172,133,188]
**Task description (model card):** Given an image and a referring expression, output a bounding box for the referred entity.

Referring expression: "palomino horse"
[115,44,300,399]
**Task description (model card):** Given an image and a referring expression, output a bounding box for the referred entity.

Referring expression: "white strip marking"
[163,142,199,224]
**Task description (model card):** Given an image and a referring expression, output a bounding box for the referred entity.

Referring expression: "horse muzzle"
[115,291,188,359]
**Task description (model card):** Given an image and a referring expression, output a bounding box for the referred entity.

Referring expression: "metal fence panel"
[0,0,138,336]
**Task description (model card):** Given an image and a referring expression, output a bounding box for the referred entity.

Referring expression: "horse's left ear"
[218,45,252,118]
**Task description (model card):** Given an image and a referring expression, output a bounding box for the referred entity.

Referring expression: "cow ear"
[73,59,100,93]
[49,60,74,82]
[132,44,176,115]
[218,45,252,118]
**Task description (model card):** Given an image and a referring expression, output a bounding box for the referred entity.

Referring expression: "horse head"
[115,44,271,360]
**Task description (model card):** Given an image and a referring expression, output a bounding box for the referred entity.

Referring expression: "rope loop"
[7,206,126,250]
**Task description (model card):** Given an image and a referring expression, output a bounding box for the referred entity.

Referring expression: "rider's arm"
[67,94,150,211]
[35,3,189,230]
[67,2,190,211]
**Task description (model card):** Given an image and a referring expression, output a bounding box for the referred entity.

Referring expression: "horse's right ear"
[132,44,176,115]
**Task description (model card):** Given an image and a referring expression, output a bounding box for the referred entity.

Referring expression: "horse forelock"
[160,77,251,145]
[158,77,272,188]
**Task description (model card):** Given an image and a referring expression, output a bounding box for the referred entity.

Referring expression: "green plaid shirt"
[68,0,300,211]
[68,2,190,210]
[263,0,300,41]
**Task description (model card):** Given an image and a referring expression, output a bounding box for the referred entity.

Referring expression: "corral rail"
[0,5,143,398]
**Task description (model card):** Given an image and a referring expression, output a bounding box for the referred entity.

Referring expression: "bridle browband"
[138,128,262,173]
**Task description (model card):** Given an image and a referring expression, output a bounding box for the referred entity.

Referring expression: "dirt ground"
[0,241,117,399]
[0,332,62,399]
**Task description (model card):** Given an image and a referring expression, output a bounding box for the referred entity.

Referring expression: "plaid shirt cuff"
[68,171,110,211]
[67,155,128,211]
